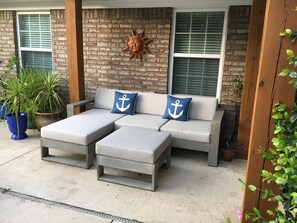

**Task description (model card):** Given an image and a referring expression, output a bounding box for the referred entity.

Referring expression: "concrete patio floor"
[0,120,247,223]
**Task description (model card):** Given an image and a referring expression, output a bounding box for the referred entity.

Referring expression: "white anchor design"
[116,94,131,112]
[168,100,184,119]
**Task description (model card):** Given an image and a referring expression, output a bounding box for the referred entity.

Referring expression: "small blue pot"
[0,102,7,119]
[6,112,28,140]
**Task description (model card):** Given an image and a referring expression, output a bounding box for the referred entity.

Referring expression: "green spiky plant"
[34,71,64,115]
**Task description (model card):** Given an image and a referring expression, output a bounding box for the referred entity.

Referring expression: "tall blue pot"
[6,112,28,140]
[0,102,7,119]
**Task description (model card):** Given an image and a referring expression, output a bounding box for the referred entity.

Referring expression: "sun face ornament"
[123,30,153,62]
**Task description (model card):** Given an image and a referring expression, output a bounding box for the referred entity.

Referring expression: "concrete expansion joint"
[0,146,40,167]
[0,187,141,223]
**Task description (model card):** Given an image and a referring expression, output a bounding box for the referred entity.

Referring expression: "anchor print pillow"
[162,95,192,121]
[111,91,138,115]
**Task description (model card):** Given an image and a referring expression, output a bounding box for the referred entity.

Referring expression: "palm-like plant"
[34,71,64,114]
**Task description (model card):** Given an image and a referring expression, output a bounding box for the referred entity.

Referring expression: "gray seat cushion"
[41,109,125,145]
[160,119,211,143]
[114,114,169,131]
[96,127,171,164]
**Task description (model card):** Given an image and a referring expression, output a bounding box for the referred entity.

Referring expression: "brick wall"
[0,6,251,149]
[221,6,251,105]
[0,11,17,73]
[51,8,172,102]
[220,6,251,147]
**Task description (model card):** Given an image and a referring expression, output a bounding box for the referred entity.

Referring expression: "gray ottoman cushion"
[96,127,171,164]
[41,109,125,145]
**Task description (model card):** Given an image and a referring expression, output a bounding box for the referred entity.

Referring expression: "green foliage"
[0,55,18,101]
[232,75,243,98]
[0,55,64,131]
[34,71,64,114]
[242,52,297,223]
[227,28,297,223]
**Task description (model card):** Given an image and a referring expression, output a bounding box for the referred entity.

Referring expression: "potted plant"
[220,141,234,162]
[0,54,16,120]
[1,58,34,140]
[231,75,243,99]
[34,71,64,131]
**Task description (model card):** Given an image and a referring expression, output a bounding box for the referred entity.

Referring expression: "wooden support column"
[242,0,297,222]
[65,0,85,113]
[237,0,266,159]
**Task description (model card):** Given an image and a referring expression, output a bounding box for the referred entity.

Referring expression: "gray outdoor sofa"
[40,88,224,168]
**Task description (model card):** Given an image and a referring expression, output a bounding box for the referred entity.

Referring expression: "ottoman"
[96,127,171,191]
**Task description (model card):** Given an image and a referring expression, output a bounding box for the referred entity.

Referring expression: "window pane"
[208,12,224,33]
[173,58,219,97]
[20,32,31,47]
[205,34,222,54]
[19,14,52,49]
[192,12,207,33]
[22,51,52,70]
[29,14,40,32]
[176,12,191,33]
[19,15,29,31]
[174,11,224,55]
[190,34,205,54]
[174,34,190,53]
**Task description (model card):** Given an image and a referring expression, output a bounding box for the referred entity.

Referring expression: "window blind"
[18,13,52,70]
[172,11,225,97]
[172,57,219,96]
[175,12,224,54]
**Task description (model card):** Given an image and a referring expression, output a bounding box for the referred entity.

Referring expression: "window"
[171,11,227,97]
[17,12,52,70]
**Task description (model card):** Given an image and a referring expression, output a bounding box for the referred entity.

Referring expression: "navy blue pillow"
[111,91,138,115]
[163,95,192,121]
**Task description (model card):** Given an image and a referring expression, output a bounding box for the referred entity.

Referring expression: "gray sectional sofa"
[41,88,224,168]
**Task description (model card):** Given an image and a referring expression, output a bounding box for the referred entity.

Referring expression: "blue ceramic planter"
[0,102,7,119]
[6,112,28,140]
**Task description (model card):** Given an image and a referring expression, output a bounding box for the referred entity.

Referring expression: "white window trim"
[168,8,229,101]
[16,11,53,69]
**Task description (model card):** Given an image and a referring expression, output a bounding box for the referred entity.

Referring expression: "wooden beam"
[65,0,85,113]
[237,0,266,159]
[241,0,297,221]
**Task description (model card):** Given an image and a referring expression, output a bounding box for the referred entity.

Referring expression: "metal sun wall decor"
[123,30,153,62]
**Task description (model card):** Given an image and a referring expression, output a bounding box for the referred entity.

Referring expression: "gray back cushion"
[135,92,167,116]
[174,94,217,121]
[94,88,132,110]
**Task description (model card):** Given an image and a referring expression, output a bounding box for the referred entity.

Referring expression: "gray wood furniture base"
[96,127,171,191]
[41,138,95,169]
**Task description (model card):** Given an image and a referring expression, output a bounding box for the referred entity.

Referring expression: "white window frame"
[168,8,229,101]
[16,11,52,69]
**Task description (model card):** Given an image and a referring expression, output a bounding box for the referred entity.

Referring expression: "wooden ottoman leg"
[152,164,158,191]
[41,146,49,159]
[86,146,94,169]
[97,164,104,180]
[165,146,171,168]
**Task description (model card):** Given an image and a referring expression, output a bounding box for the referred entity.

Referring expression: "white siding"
[0,0,252,10]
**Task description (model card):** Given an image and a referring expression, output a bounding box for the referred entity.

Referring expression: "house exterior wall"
[0,11,17,73]
[221,6,251,105]
[220,6,251,146]
[0,6,251,148]
[51,8,172,102]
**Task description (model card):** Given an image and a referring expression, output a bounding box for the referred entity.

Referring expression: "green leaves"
[248,185,257,192]
[242,29,297,223]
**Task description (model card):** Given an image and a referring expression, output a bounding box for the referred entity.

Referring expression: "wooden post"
[237,0,266,159]
[65,0,85,113]
[241,0,297,221]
